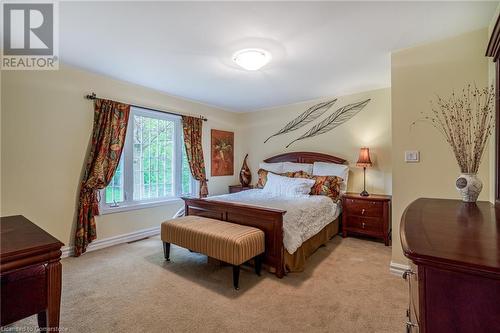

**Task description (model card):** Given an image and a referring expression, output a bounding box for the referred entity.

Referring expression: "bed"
[182,152,347,278]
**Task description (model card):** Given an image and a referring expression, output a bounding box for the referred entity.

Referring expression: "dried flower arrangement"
[413,84,495,174]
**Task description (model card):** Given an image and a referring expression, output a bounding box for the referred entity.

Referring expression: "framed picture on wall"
[211,129,234,176]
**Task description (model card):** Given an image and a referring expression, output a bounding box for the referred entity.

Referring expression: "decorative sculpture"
[239,154,251,187]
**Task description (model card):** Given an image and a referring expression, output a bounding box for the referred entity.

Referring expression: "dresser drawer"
[346,216,382,233]
[344,198,383,217]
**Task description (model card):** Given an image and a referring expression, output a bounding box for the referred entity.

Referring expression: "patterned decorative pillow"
[284,170,311,179]
[256,169,270,188]
[309,175,343,202]
[285,172,342,201]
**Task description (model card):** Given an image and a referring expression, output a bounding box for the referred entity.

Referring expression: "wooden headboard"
[263,152,346,165]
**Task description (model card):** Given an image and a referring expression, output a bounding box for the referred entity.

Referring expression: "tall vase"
[239,154,251,187]
[455,173,483,203]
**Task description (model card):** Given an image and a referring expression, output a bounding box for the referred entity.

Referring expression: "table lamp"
[356,147,372,197]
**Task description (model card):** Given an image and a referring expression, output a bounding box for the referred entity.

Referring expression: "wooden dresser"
[342,193,391,245]
[400,198,500,333]
[1,215,64,331]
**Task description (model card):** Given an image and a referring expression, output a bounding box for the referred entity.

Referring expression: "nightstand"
[341,192,392,246]
[228,185,254,193]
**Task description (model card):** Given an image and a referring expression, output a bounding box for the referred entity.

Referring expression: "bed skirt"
[284,218,339,272]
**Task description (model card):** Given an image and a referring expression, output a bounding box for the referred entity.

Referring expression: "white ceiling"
[60,1,497,112]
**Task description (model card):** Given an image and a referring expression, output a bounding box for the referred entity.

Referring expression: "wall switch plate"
[405,150,420,163]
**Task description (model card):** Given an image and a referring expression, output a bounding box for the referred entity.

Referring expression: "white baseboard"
[389,260,410,277]
[61,246,72,258]
[61,226,160,258]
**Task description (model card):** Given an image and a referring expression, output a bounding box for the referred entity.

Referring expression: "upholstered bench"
[161,216,265,290]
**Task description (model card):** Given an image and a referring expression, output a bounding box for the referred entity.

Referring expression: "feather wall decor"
[263,99,337,143]
[286,99,371,148]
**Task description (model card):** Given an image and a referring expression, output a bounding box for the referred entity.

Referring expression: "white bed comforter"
[206,189,340,254]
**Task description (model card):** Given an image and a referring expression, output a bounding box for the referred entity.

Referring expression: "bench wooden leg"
[255,255,263,276]
[232,265,240,290]
[163,242,170,261]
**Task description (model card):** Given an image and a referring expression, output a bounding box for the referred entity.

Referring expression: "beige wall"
[240,88,392,195]
[489,6,499,204]
[1,65,243,246]
[391,29,490,265]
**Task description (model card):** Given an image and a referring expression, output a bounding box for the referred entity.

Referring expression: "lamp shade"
[356,147,372,167]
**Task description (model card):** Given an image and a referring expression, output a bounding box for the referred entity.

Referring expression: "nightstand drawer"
[346,216,382,233]
[344,198,383,217]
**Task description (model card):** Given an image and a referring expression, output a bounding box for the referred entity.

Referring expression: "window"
[101,107,196,213]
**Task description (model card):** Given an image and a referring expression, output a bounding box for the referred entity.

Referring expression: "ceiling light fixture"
[233,48,272,71]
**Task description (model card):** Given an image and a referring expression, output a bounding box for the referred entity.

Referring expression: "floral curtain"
[182,116,208,197]
[74,99,130,256]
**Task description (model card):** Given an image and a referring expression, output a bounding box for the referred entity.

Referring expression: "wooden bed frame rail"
[182,197,286,278]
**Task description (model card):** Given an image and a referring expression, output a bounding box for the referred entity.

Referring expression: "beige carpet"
[11,235,407,332]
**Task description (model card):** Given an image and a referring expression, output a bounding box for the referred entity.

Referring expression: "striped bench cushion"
[161,216,265,266]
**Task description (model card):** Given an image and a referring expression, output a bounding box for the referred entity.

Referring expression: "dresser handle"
[403,269,419,332]
[362,222,365,228]
[405,321,418,332]
[361,209,365,215]
[402,269,414,280]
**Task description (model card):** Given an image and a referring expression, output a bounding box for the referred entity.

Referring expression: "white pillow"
[282,162,313,175]
[313,162,349,193]
[262,173,315,197]
[259,162,284,174]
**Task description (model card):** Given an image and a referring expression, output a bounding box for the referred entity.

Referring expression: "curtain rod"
[84,92,208,122]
